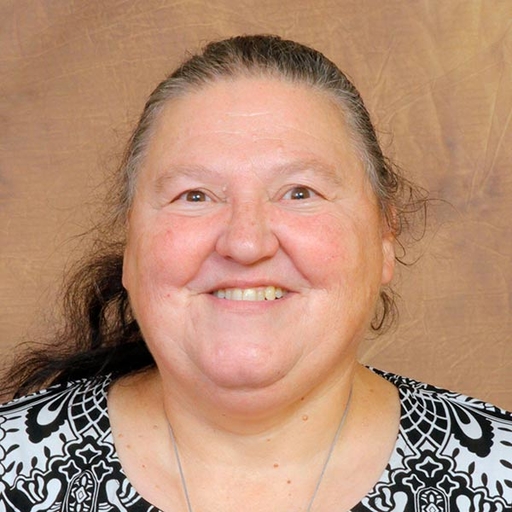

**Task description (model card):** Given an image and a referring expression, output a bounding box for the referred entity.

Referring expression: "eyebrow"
[153,165,218,195]
[153,157,348,193]
[271,158,347,187]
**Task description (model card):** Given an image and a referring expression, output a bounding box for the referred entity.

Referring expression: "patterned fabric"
[0,370,511,511]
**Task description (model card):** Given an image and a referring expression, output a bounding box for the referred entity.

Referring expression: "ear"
[381,230,396,285]
[121,211,132,291]
[121,246,129,291]
[380,208,397,285]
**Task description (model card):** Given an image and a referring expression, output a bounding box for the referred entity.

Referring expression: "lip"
[201,281,293,309]
[212,286,288,301]
[205,292,291,313]
[206,279,291,292]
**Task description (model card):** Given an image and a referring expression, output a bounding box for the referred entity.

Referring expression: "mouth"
[211,286,288,301]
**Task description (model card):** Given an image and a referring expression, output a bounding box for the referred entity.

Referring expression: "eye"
[177,190,212,202]
[283,186,317,200]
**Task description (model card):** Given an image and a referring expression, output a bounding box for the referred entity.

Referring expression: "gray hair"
[113,34,426,332]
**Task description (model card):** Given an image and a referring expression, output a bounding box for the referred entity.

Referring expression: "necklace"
[168,387,353,512]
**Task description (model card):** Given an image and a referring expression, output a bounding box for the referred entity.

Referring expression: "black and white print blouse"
[0,369,511,511]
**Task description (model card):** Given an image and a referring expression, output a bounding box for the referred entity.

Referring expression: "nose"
[215,199,279,265]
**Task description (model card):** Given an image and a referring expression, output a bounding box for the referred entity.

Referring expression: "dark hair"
[4,34,426,398]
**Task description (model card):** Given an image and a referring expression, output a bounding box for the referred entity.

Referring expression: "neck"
[155,362,358,468]
[107,364,401,512]
[169,384,354,512]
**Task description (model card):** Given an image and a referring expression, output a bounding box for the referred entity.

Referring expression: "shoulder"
[0,373,112,450]
[375,369,512,436]
[0,375,157,510]
[370,368,512,508]
[0,376,114,499]
[0,374,112,438]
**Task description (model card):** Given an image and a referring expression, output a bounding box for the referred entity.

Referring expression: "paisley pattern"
[0,370,511,511]
[355,371,512,512]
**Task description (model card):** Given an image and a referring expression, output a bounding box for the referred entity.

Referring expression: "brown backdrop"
[1,1,511,408]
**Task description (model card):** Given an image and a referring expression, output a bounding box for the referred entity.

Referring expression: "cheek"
[124,218,215,292]
[278,211,383,287]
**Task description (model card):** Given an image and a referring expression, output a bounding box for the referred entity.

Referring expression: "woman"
[0,35,511,512]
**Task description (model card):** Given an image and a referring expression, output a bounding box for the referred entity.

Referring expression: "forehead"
[142,77,364,181]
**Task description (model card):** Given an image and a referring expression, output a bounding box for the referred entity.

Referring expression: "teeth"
[213,286,287,301]
[242,288,256,301]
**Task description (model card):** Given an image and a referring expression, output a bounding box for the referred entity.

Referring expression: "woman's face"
[122,77,395,403]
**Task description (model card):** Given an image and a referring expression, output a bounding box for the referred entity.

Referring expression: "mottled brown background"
[1,1,511,408]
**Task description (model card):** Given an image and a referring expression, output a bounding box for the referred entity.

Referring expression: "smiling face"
[122,77,395,406]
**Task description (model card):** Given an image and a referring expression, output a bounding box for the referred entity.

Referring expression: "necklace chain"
[168,387,353,512]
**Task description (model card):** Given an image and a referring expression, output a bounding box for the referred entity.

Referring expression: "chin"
[191,347,298,396]
[198,367,298,419]
[201,359,289,391]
